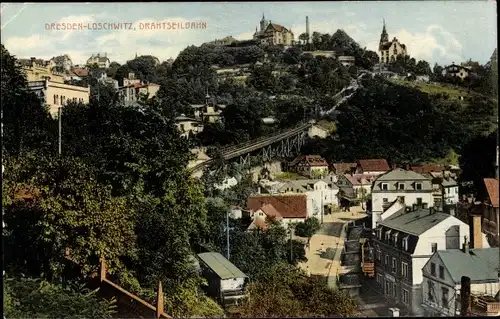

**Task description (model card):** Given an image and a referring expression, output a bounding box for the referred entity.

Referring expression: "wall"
[372,191,434,228]
[23,66,65,83]
[45,80,90,116]
[221,277,246,291]
[443,186,459,205]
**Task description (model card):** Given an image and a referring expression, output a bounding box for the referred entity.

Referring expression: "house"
[19,57,65,83]
[410,163,444,175]
[482,178,499,247]
[214,177,238,191]
[27,79,90,117]
[289,155,329,178]
[197,252,248,306]
[277,179,339,220]
[308,124,330,139]
[191,93,226,123]
[415,75,430,83]
[371,168,434,229]
[338,56,356,68]
[175,115,204,138]
[441,177,459,206]
[247,203,283,231]
[356,159,391,175]
[118,82,159,105]
[86,53,110,69]
[378,21,408,64]
[332,163,357,175]
[71,67,89,79]
[373,206,490,316]
[247,194,308,228]
[421,244,500,317]
[253,14,294,46]
[123,72,141,87]
[343,174,378,201]
[442,63,471,80]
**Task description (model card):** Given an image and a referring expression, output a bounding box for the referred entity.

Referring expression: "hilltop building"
[86,53,110,69]
[378,20,407,64]
[253,14,294,46]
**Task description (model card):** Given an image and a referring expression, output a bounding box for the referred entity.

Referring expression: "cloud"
[364,24,464,65]
[4,14,220,64]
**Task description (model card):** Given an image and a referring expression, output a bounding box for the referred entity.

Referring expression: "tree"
[298,33,309,45]
[235,262,357,317]
[415,60,432,75]
[294,217,321,243]
[1,45,56,155]
[3,277,116,318]
[3,153,137,280]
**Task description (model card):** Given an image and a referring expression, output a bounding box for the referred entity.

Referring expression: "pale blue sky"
[1,2,497,66]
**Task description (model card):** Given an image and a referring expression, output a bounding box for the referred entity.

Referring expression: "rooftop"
[332,163,357,174]
[247,194,307,218]
[376,168,430,181]
[198,252,247,280]
[435,248,500,284]
[379,208,451,236]
[358,159,390,172]
[484,178,499,207]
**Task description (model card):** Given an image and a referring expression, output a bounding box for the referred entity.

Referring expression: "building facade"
[289,155,329,178]
[378,21,408,64]
[373,207,490,316]
[175,116,204,138]
[371,169,434,229]
[482,178,499,247]
[421,246,500,317]
[86,53,110,69]
[253,14,294,46]
[356,159,390,175]
[27,79,90,117]
[441,64,470,80]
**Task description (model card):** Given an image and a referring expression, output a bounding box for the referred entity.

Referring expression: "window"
[398,183,405,190]
[392,232,399,245]
[417,197,423,205]
[428,280,434,302]
[431,243,437,253]
[392,257,397,273]
[402,236,409,251]
[392,282,397,298]
[53,94,57,104]
[439,265,445,279]
[377,274,383,285]
[381,183,388,190]
[384,254,389,267]
[385,281,389,295]
[416,183,423,190]
[383,198,388,203]
[377,228,383,240]
[442,287,449,308]
[402,262,408,278]
[403,289,409,304]
[60,96,63,105]
[385,230,391,242]
[430,262,436,276]
[400,196,405,203]
[377,249,381,261]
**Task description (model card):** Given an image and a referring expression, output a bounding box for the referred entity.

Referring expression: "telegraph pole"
[289,225,294,263]
[58,106,62,155]
[226,210,230,260]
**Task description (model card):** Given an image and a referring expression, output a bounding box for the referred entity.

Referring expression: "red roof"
[484,178,499,208]
[259,204,283,220]
[72,67,89,77]
[247,194,307,219]
[344,174,378,186]
[410,164,444,174]
[291,155,328,167]
[358,159,390,172]
[333,163,357,174]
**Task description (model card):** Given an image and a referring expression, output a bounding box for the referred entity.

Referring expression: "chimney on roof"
[462,236,470,254]
[469,209,483,249]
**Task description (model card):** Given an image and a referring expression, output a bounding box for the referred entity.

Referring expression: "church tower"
[379,19,389,50]
[260,13,268,32]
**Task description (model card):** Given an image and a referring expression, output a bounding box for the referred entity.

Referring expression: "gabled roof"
[375,168,430,181]
[484,178,499,208]
[290,155,328,167]
[379,208,451,236]
[358,159,390,172]
[410,163,444,174]
[333,163,357,174]
[441,177,457,187]
[72,67,89,77]
[344,174,377,186]
[434,248,500,284]
[198,252,247,279]
[266,23,289,33]
[247,194,307,218]
[259,203,283,220]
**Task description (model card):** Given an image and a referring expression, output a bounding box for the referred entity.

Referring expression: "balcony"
[473,295,500,315]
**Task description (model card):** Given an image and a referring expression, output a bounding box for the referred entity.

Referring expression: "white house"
[441,177,459,206]
[175,116,204,138]
[289,155,329,178]
[214,176,238,191]
[373,206,490,316]
[421,245,500,317]
[342,174,378,199]
[371,168,434,229]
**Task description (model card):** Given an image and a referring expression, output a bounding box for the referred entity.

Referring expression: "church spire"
[379,19,389,48]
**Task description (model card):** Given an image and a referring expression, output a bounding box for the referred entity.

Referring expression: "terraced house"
[373,206,490,316]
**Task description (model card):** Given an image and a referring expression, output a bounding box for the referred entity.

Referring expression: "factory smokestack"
[306,16,310,45]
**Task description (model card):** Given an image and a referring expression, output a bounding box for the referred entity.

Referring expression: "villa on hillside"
[253,14,294,46]
[378,20,407,64]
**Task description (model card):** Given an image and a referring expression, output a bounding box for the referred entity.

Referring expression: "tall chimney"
[306,16,310,45]
[462,236,469,254]
[460,276,471,316]
[470,209,483,249]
